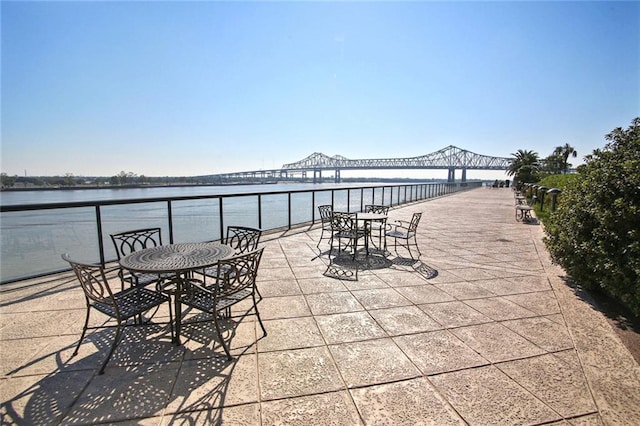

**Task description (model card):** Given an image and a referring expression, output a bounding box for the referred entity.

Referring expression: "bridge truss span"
[209,145,513,183]
[280,145,512,182]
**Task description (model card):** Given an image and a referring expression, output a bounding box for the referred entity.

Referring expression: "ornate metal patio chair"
[385,212,422,259]
[62,253,173,374]
[364,204,390,251]
[110,227,171,289]
[330,211,367,260]
[317,205,333,247]
[177,248,266,360]
[196,226,261,285]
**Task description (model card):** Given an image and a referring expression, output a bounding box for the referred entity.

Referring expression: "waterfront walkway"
[2,188,639,425]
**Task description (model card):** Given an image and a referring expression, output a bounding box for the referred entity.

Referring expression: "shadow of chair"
[110,227,171,289]
[385,212,423,260]
[316,205,333,247]
[61,253,173,374]
[177,248,266,360]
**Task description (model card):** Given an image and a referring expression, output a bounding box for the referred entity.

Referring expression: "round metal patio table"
[120,242,235,344]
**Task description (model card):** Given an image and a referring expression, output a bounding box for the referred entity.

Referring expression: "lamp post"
[547,188,562,212]
[537,186,548,210]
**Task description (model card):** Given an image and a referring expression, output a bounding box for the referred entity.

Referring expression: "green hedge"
[543,118,640,317]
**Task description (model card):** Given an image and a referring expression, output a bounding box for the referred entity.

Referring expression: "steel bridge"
[209,145,513,183]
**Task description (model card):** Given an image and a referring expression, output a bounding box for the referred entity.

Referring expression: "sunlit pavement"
[2,187,639,425]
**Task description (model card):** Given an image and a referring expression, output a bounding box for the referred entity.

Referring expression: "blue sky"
[2,1,638,180]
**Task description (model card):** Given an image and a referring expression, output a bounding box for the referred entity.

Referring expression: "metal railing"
[0,181,480,283]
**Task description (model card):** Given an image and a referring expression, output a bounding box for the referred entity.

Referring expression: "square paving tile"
[433,281,497,300]
[448,268,498,281]
[375,270,429,287]
[1,370,96,425]
[162,403,260,425]
[181,318,257,360]
[464,297,539,321]
[305,291,364,315]
[257,267,296,282]
[418,301,492,328]
[257,347,344,400]
[430,365,560,424]
[368,306,441,336]
[342,274,390,291]
[507,274,553,292]
[351,288,412,310]
[297,277,348,294]
[423,270,466,284]
[256,278,301,297]
[166,354,258,413]
[504,291,561,315]
[350,377,465,425]
[261,391,362,425]
[315,311,387,344]
[463,278,524,296]
[497,351,597,418]
[502,316,574,352]
[64,363,180,424]
[258,295,311,320]
[258,317,325,352]
[394,284,455,304]
[451,323,545,363]
[329,338,420,388]
[393,330,488,375]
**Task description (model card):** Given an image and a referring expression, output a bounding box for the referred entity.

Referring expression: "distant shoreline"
[0,181,279,192]
[1,177,469,193]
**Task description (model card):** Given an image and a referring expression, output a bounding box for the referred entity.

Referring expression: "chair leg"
[413,236,422,258]
[99,321,123,375]
[253,293,267,337]
[167,297,175,342]
[74,308,91,356]
[213,313,233,361]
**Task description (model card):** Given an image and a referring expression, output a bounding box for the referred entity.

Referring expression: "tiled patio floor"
[2,187,640,425]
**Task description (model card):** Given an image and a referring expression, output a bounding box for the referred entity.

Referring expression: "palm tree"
[553,143,577,174]
[507,149,540,186]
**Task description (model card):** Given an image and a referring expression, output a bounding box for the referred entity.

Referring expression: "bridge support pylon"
[461,168,467,183]
[447,168,455,183]
[334,169,341,183]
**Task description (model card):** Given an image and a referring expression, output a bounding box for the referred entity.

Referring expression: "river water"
[1,181,444,282]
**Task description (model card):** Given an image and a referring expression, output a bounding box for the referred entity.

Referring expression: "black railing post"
[167,200,174,244]
[219,198,225,242]
[258,194,263,230]
[288,192,292,229]
[96,205,105,266]
[312,191,316,222]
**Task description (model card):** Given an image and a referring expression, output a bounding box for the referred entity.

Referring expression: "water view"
[1,181,457,282]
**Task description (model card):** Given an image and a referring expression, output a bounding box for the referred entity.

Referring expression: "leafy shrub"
[544,118,640,316]
[533,174,580,222]
[538,174,580,191]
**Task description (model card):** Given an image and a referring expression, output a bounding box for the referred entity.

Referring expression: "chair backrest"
[408,212,422,233]
[365,204,389,215]
[331,211,359,233]
[318,205,333,223]
[110,228,163,260]
[62,253,116,308]
[225,226,261,255]
[215,248,264,300]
